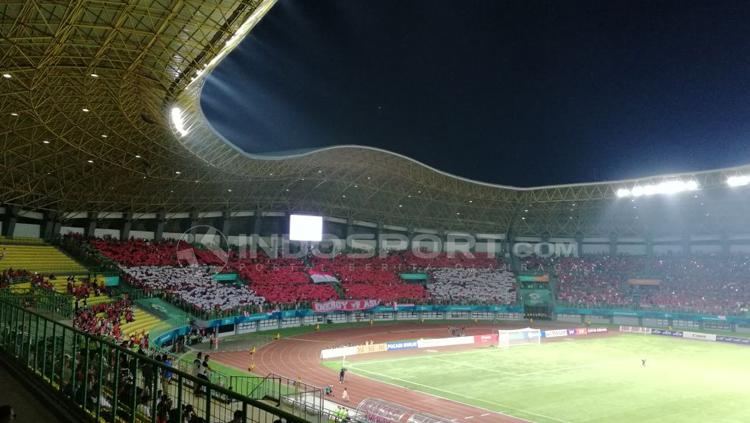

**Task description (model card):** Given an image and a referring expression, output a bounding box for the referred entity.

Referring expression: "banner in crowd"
[308,270,339,284]
[627,278,661,286]
[312,299,379,313]
[399,273,428,281]
[518,274,550,282]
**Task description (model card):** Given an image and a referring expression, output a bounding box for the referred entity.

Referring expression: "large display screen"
[289,214,323,241]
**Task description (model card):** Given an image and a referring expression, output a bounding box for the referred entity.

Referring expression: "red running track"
[211,323,531,423]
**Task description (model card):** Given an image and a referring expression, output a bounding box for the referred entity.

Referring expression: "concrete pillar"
[721,231,730,255]
[189,209,199,234]
[376,222,384,255]
[84,211,98,238]
[407,226,415,251]
[154,210,166,241]
[609,232,618,256]
[252,208,262,236]
[52,218,62,239]
[345,217,354,239]
[221,209,231,248]
[41,211,58,240]
[574,232,584,256]
[1,206,18,237]
[120,212,132,240]
[682,232,691,255]
[645,233,654,257]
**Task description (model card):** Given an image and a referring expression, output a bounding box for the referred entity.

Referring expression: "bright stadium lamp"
[727,175,750,187]
[616,180,699,199]
[170,106,189,137]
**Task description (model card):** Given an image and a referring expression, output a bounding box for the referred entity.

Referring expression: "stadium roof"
[2,0,750,237]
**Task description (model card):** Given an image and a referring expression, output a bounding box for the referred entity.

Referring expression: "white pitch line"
[350,366,568,423]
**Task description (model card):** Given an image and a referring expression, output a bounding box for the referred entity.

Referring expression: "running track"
[211,324,533,423]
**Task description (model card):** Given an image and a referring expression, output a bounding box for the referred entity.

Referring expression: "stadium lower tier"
[0,243,87,274]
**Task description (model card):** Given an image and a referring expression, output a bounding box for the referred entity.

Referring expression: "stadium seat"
[0,244,88,274]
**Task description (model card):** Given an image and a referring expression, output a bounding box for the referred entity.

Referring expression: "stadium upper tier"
[2,1,750,237]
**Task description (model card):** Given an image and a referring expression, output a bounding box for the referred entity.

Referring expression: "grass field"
[325,335,750,423]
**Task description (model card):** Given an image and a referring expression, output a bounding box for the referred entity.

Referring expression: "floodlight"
[170,107,189,137]
[727,175,750,187]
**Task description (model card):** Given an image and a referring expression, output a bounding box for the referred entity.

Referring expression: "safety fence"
[0,299,314,423]
[0,287,73,318]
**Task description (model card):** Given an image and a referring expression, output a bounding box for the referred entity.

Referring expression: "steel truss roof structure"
[2,0,750,238]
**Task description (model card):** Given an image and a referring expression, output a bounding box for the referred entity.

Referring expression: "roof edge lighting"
[615,180,700,198]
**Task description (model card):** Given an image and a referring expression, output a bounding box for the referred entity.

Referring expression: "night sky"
[201,0,750,187]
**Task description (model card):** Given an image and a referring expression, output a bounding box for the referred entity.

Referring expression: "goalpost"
[498,327,542,348]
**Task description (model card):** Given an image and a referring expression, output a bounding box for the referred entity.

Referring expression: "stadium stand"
[122,265,266,314]
[8,274,111,307]
[427,267,516,304]
[0,244,87,274]
[311,254,429,302]
[540,254,750,315]
[90,238,202,267]
[403,251,499,269]
[231,256,338,305]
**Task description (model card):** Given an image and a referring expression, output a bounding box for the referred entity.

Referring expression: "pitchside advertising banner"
[682,331,717,342]
[386,340,419,351]
[312,299,379,313]
[356,343,388,354]
[319,328,610,358]
[619,325,750,347]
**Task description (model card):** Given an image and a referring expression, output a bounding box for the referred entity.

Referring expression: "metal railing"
[0,287,73,318]
[0,299,314,423]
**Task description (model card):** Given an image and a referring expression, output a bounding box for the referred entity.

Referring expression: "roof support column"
[188,209,199,235]
[84,212,98,239]
[41,211,58,240]
[345,217,354,239]
[721,231,730,255]
[154,210,166,241]
[376,222,384,256]
[221,209,231,249]
[1,206,18,238]
[645,233,654,257]
[609,232,618,256]
[252,208,262,237]
[120,212,132,240]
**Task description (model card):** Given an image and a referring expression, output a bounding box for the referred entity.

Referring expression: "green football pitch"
[325,335,750,423]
